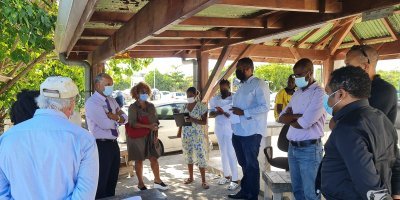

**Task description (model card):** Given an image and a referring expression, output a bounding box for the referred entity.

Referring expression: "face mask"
[323,90,341,115]
[187,97,195,103]
[294,76,309,88]
[221,90,229,97]
[139,94,148,101]
[103,85,113,96]
[235,69,246,82]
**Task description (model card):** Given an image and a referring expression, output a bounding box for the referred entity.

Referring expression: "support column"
[196,51,209,98]
[323,56,334,87]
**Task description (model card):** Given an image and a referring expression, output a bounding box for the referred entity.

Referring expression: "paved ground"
[115,149,264,200]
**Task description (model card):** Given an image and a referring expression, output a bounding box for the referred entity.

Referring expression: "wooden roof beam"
[381,18,399,41]
[218,0,342,13]
[139,39,218,46]
[295,28,321,48]
[180,17,266,29]
[90,0,219,64]
[349,30,362,45]
[311,20,343,49]
[89,11,134,23]
[155,30,244,39]
[329,17,357,55]
[202,46,233,101]
[130,46,200,51]
[278,37,291,46]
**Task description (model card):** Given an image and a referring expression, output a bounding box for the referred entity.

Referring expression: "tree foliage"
[378,70,400,90]
[106,58,153,90]
[254,63,293,92]
[144,68,192,92]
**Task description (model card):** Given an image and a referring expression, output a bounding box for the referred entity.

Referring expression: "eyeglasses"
[350,45,370,64]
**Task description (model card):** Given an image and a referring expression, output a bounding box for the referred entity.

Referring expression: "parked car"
[119,100,216,153]
[170,92,186,100]
[159,91,171,99]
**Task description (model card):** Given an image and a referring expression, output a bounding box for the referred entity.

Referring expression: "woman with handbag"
[126,82,168,191]
[177,87,210,189]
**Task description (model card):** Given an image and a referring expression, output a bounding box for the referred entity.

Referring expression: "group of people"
[0,44,398,200]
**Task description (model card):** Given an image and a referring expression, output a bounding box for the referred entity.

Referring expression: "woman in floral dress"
[177,87,210,189]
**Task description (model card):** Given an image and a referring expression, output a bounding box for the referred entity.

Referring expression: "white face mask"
[103,85,113,96]
[187,97,195,103]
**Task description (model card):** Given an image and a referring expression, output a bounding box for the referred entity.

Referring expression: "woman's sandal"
[202,182,210,189]
[184,178,193,184]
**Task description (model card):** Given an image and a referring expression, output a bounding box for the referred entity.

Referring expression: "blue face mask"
[139,94,148,101]
[323,90,341,116]
[103,85,113,97]
[294,75,309,88]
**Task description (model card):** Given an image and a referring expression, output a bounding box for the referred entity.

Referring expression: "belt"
[290,139,320,147]
[96,139,117,142]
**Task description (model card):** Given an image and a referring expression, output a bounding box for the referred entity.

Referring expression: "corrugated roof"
[95,0,148,13]
[388,14,400,33]
[352,19,389,39]
[291,30,312,42]
[307,23,334,43]
[195,5,263,18]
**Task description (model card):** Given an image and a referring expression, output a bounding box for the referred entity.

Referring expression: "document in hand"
[173,113,192,127]
[220,104,240,124]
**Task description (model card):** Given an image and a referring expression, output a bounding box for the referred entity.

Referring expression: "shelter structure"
[55,0,400,101]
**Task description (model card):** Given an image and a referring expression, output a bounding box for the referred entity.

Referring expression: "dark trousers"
[232,134,262,200]
[95,140,120,199]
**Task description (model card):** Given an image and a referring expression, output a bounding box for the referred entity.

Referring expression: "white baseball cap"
[40,76,79,99]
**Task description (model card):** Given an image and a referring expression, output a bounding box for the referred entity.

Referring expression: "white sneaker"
[228,182,239,190]
[218,177,230,185]
[153,182,169,190]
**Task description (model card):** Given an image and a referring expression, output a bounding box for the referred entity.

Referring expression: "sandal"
[218,177,230,185]
[184,178,193,184]
[202,182,210,189]
[228,182,239,190]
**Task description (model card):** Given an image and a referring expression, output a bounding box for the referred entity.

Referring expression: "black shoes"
[228,192,248,199]
[138,185,147,191]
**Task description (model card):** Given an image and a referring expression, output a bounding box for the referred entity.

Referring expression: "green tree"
[144,69,192,92]
[254,63,293,92]
[378,70,400,90]
[106,58,153,90]
[0,0,57,126]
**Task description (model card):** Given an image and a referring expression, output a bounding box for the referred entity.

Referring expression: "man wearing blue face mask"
[279,58,326,200]
[320,66,400,200]
[85,73,128,199]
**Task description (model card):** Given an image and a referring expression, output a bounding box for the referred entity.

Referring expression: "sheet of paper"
[228,109,240,124]
[221,105,231,113]
[123,196,142,200]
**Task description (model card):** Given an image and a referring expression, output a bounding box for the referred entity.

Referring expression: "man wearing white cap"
[0,76,99,199]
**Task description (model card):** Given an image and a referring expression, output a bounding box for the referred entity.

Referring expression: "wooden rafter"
[218,0,342,13]
[130,46,200,51]
[156,30,244,39]
[349,30,362,45]
[202,46,233,102]
[279,37,291,46]
[289,47,301,60]
[295,28,320,48]
[139,39,218,46]
[329,17,357,55]
[66,0,99,55]
[381,18,399,41]
[180,17,265,29]
[90,0,218,64]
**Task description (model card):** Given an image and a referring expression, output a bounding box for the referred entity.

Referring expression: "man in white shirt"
[0,76,99,199]
[228,58,270,200]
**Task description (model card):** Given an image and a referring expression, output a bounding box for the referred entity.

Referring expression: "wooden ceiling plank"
[91,0,218,64]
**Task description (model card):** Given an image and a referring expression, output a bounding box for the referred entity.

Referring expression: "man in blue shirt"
[229,58,270,200]
[0,76,99,200]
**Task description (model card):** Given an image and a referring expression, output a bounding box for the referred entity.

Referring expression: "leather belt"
[290,139,320,147]
[96,139,117,142]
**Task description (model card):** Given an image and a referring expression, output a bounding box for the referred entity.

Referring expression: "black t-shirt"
[369,75,398,124]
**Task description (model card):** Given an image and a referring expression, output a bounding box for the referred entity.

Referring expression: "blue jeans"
[288,142,323,200]
[232,134,262,200]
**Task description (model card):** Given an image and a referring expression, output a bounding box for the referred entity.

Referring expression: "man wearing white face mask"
[320,66,400,200]
[279,58,326,200]
[0,76,99,199]
[85,73,128,199]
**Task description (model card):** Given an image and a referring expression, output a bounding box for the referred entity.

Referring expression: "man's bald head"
[293,58,314,72]
[345,45,378,78]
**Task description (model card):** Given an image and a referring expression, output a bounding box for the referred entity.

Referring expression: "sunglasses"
[350,45,370,64]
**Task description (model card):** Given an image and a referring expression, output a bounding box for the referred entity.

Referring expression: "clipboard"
[173,113,192,127]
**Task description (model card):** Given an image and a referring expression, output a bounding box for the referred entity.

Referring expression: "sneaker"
[228,182,239,190]
[218,177,230,185]
[153,182,169,190]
